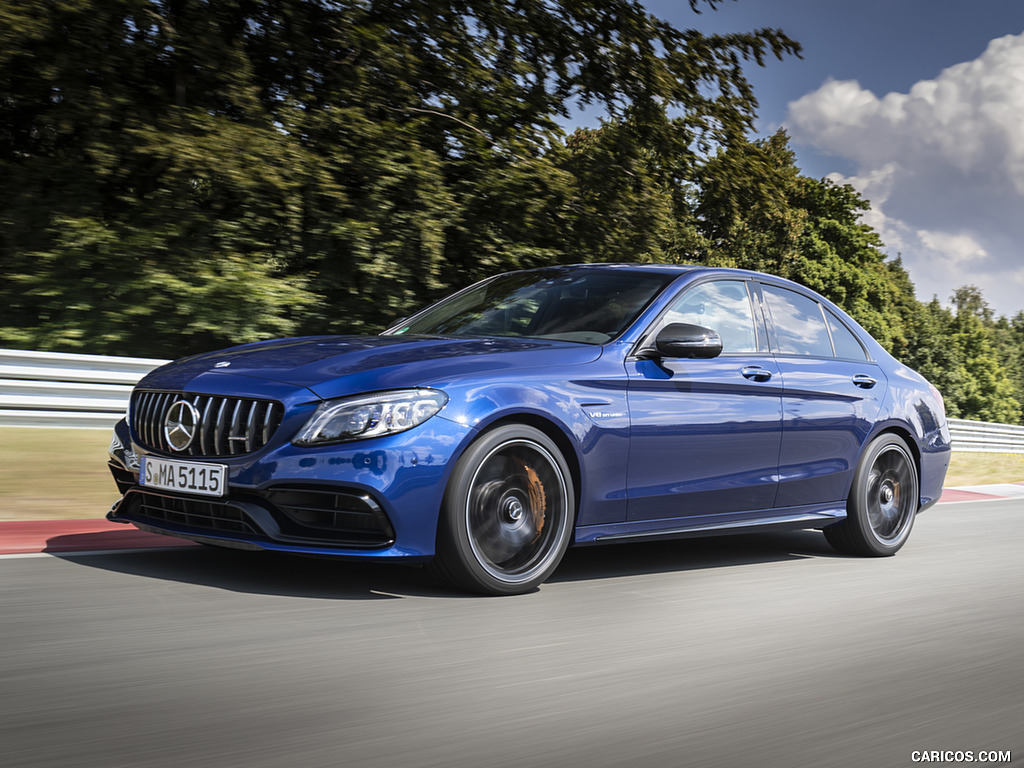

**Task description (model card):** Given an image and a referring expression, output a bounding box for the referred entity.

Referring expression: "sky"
[638,0,1024,318]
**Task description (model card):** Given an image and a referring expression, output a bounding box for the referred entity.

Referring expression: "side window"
[662,280,758,354]
[762,285,833,357]
[825,310,868,361]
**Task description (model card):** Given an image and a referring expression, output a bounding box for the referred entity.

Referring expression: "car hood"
[138,335,604,400]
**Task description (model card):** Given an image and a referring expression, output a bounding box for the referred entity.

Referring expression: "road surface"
[1,500,1021,768]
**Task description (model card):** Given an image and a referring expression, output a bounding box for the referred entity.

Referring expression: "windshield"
[387,268,674,345]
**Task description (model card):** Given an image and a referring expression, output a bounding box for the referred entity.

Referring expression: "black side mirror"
[641,323,723,359]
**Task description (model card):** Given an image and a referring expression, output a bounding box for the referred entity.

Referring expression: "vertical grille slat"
[143,392,156,447]
[262,403,275,446]
[156,393,173,451]
[138,392,155,447]
[199,397,214,456]
[133,392,146,445]
[190,395,207,458]
[147,393,161,448]
[229,400,244,455]
[245,401,258,453]
[214,398,229,456]
[130,390,282,458]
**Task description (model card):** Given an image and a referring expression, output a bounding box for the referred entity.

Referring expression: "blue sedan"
[107,264,951,594]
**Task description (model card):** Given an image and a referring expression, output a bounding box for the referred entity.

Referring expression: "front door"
[626,279,783,521]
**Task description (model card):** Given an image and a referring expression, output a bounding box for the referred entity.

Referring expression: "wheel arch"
[876,423,921,471]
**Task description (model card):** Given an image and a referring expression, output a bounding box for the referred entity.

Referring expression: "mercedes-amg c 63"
[107,264,951,594]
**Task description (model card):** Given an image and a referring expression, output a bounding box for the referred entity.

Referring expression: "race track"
[2,500,1021,768]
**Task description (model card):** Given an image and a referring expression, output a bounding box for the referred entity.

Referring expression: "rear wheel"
[825,433,919,556]
[432,425,575,595]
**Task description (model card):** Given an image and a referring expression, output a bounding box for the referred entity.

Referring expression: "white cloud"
[787,33,1024,316]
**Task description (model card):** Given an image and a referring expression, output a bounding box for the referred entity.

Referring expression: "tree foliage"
[2,1,1022,422]
[1,0,798,354]
[690,131,923,356]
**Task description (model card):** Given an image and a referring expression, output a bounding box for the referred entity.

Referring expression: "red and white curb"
[938,483,1024,503]
[1,485,1021,557]
[0,518,196,557]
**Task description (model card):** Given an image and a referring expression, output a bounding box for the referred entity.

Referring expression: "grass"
[0,427,120,521]
[1,427,1021,522]
[942,451,1024,487]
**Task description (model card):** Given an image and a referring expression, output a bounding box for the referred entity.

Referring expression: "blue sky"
[637,0,1024,317]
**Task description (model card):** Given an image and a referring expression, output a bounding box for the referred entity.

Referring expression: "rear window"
[825,310,868,360]
[762,285,833,357]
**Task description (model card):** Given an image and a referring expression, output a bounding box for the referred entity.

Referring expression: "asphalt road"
[2,500,1021,768]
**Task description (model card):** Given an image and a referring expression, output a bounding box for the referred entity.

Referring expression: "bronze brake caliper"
[522,463,547,539]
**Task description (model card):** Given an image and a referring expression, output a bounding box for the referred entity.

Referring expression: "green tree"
[692,131,918,356]
[1,0,800,355]
[694,129,806,271]
[989,312,1024,416]
[555,108,708,266]
[0,0,316,356]
[946,286,1020,423]
[951,312,1020,423]
[903,289,1020,423]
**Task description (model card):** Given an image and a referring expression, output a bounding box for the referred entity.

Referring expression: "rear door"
[759,283,888,508]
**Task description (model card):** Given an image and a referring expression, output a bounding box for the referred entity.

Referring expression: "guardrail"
[3,348,1024,451]
[0,348,166,429]
[947,418,1024,454]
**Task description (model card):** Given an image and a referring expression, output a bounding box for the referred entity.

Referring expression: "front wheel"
[432,425,575,595]
[825,433,919,556]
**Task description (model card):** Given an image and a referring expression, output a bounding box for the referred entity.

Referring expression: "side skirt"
[575,506,846,546]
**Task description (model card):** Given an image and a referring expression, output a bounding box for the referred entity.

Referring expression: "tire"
[824,433,919,557]
[432,424,575,595]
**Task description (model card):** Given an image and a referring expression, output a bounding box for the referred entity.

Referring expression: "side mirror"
[642,323,723,359]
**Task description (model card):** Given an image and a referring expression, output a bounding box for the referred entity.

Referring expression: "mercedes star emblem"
[164,400,200,451]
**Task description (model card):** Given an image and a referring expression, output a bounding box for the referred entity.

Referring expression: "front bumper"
[107,413,474,560]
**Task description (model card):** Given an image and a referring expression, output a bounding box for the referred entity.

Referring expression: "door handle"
[741,365,773,382]
[853,374,877,389]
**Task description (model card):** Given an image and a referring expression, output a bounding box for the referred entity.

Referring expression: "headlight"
[294,389,448,446]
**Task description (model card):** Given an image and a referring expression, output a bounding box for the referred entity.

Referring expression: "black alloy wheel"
[825,433,919,557]
[432,424,575,595]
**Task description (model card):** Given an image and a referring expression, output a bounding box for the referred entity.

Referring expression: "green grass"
[0,427,120,521]
[943,451,1024,487]
[1,427,1022,521]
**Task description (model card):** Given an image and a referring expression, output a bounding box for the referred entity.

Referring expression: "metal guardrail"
[947,418,1024,454]
[3,349,1024,451]
[0,348,167,429]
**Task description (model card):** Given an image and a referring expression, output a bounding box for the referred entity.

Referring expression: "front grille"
[132,390,283,457]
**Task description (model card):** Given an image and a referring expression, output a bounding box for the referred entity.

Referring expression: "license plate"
[140,456,228,498]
